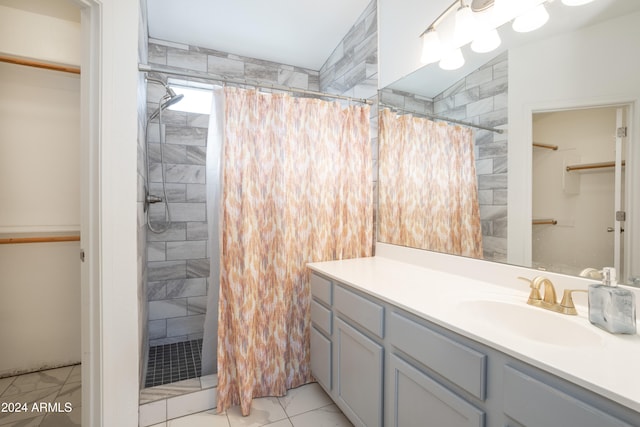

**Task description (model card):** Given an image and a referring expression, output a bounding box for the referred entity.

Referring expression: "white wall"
[508,11,640,284]
[0,7,81,376]
[0,5,81,67]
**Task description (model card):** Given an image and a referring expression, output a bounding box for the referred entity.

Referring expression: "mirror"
[378,0,640,285]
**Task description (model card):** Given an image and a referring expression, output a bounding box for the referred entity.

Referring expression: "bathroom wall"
[145,39,320,347]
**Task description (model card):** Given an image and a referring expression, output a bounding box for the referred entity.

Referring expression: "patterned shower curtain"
[378,108,483,258]
[216,87,372,415]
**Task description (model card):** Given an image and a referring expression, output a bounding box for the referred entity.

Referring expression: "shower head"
[149,92,184,121]
[146,76,185,120]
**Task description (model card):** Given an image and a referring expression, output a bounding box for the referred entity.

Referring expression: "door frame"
[76,0,141,425]
[517,97,636,282]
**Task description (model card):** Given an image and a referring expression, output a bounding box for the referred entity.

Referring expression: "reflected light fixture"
[512,3,549,33]
[439,48,465,70]
[471,27,501,53]
[454,3,480,47]
[421,28,443,64]
[419,0,597,71]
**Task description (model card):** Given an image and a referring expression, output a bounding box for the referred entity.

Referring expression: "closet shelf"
[566,160,625,172]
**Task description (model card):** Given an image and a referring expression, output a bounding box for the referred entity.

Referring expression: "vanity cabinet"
[308,271,639,427]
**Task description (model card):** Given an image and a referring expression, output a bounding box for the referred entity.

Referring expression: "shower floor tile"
[145,339,203,388]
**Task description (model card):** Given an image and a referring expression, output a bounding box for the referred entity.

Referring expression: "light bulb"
[561,0,595,5]
[454,5,480,47]
[471,28,501,53]
[513,3,549,33]
[439,48,465,70]
[420,29,443,64]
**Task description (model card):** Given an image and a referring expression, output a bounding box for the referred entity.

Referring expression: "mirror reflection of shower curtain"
[201,87,224,376]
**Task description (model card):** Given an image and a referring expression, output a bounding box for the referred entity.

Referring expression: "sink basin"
[458,299,604,347]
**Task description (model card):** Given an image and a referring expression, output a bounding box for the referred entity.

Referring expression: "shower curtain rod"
[138,63,373,105]
[379,103,504,134]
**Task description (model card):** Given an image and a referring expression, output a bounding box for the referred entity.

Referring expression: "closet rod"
[0,235,80,245]
[139,63,373,105]
[532,219,557,225]
[566,160,626,172]
[0,55,80,75]
[533,142,558,150]
[379,103,504,134]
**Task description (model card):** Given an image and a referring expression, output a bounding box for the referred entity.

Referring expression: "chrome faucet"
[518,276,587,315]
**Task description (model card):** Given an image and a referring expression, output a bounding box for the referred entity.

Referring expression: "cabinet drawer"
[311,299,332,335]
[310,273,332,305]
[389,312,486,400]
[334,285,384,338]
[310,326,332,391]
[503,366,632,427]
[389,354,484,427]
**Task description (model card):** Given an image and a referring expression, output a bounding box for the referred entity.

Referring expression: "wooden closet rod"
[0,235,80,245]
[566,160,626,172]
[0,55,80,75]
[533,142,558,150]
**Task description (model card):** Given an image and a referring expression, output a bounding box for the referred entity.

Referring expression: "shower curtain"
[211,87,372,415]
[378,109,483,258]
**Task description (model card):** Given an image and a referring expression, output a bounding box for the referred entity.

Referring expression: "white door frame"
[514,97,636,283]
[76,0,141,425]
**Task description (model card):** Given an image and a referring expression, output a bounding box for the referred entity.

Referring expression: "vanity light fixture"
[419,0,597,70]
[512,2,549,33]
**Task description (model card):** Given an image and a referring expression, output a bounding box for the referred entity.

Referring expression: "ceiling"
[147,0,370,70]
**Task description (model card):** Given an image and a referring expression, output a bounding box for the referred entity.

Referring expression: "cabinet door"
[310,325,332,391]
[503,366,632,427]
[335,318,384,427]
[388,354,485,427]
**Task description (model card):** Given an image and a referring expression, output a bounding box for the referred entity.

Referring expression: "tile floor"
[153,382,353,427]
[0,365,81,427]
[2,366,351,427]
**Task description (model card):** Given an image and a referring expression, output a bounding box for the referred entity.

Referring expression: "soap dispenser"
[588,267,636,334]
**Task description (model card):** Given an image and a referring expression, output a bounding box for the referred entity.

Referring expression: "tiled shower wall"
[138,0,150,380]
[378,52,508,263]
[144,40,320,347]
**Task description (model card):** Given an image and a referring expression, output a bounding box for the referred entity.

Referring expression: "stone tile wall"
[138,0,150,382]
[144,39,320,346]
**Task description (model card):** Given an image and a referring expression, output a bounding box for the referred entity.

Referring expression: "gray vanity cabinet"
[308,271,640,427]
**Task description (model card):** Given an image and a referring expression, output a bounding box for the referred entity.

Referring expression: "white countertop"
[308,254,640,413]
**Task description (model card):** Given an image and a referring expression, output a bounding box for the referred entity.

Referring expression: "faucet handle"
[559,289,588,315]
[518,277,542,303]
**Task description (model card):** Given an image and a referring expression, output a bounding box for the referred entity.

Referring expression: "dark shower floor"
[145,338,203,388]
